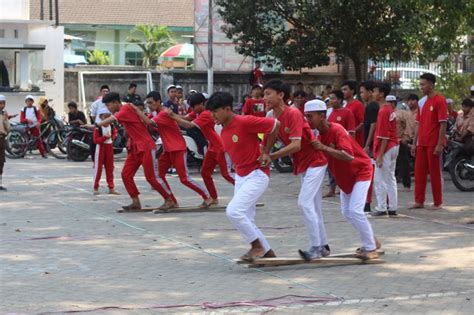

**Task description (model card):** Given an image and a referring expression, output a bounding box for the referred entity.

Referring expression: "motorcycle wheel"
[67,139,90,162]
[45,129,68,159]
[5,130,28,159]
[449,154,474,192]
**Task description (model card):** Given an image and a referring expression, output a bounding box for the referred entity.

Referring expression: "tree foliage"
[217,0,473,82]
[87,49,111,65]
[127,25,175,68]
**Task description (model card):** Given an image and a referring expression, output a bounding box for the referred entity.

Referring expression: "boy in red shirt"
[163,93,235,204]
[207,91,280,261]
[20,95,46,158]
[260,80,330,260]
[242,84,266,117]
[410,73,448,209]
[304,99,381,260]
[342,80,365,147]
[92,108,119,195]
[372,85,400,217]
[99,92,174,211]
[325,90,356,197]
[133,92,212,209]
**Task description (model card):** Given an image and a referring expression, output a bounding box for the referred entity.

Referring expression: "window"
[125,51,144,66]
[14,29,18,38]
[0,30,4,38]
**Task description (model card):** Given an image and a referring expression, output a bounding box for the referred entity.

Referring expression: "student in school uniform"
[206,91,280,261]
[92,108,120,195]
[304,99,381,260]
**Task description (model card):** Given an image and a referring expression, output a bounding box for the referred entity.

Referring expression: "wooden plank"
[153,206,225,214]
[235,255,385,267]
[235,250,385,264]
[116,203,265,214]
[243,257,384,267]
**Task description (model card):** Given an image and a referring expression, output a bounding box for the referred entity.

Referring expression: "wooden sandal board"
[235,250,385,267]
[117,203,264,213]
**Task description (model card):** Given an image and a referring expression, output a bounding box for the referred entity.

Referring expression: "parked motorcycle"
[154,130,204,168]
[66,125,94,162]
[443,140,474,192]
[66,124,128,162]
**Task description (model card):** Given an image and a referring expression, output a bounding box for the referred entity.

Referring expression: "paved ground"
[1,153,473,314]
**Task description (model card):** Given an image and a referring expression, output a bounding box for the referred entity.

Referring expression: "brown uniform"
[395,108,417,188]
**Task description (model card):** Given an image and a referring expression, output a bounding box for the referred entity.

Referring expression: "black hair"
[462,98,473,107]
[146,91,162,102]
[100,85,109,91]
[325,84,333,89]
[129,83,137,89]
[255,60,261,64]
[342,80,358,93]
[293,90,307,98]
[251,84,262,91]
[330,90,344,100]
[407,94,419,101]
[263,79,291,102]
[102,92,121,104]
[360,81,375,92]
[206,92,234,110]
[67,101,78,108]
[133,99,144,106]
[375,82,391,97]
[420,73,436,85]
[296,81,304,86]
[189,93,206,108]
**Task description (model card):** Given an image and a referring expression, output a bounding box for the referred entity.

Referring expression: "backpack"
[23,106,38,118]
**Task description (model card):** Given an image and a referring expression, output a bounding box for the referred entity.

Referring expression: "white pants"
[226,169,271,252]
[340,180,376,250]
[374,145,399,211]
[298,165,328,248]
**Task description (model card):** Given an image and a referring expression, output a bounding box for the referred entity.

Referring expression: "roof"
[30,0,194,27]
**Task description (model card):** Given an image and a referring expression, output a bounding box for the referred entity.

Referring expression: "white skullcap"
[304,99,327,112]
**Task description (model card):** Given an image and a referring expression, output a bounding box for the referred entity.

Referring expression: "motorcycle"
[154,130,204,168]
[66,124,128,162]
[443,139,474,192]
[256,133,294,173]
[66,125,94,162]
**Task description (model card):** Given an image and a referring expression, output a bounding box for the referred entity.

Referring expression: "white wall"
[0,0,29,20]
[28,25,65,118]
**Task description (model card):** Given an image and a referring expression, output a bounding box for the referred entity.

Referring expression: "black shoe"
[364,203,371,212]
[388,210,398,216]
[371,211,388,216]
[0,186,6,191]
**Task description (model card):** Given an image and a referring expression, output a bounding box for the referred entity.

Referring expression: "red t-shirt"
[152,110,186,152]
[319,123,373,194]
[416,94,448,147]
[242,98,266,117]
[221,115,276,177]
[345,99,365,146]
[373,104,399,159]
[114,104,155,152]
[192,110,224,153]
[253,68,263,85]
[269,107,327,175]
[449,110,458,120]
[328,108,356,133]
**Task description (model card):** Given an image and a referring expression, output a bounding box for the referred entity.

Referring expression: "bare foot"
[240,247,266,262]
[323,191,336,198]
[122,203,141,211]
[199,198,214,209]
[158,199,177,210]
[108,189,120,195]
[210,199,219,205]
[263,249,276,258]
[429,204,443,210]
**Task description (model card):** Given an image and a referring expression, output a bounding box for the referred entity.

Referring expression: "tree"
[87,49,111,65]
[217,0,473,82]
[127,25,175,68]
